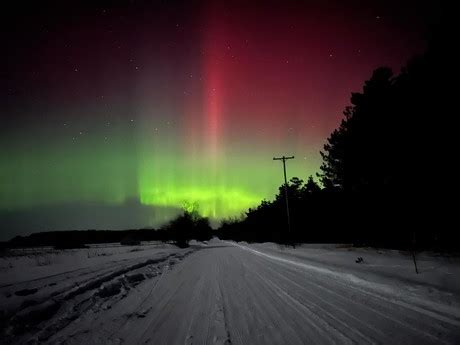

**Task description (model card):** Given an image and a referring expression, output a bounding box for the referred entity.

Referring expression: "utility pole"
[273,155,295,235]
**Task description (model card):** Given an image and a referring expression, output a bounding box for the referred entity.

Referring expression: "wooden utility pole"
[273,155,295,234]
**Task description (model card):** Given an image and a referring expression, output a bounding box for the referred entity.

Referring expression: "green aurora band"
[1,111,321,227]
[1,0,424,234]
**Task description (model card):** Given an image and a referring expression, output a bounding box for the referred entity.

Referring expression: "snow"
[0,242,178,286]
[1,240,459,344]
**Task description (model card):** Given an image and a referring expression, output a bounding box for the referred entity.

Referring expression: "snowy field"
[1,239,459,344]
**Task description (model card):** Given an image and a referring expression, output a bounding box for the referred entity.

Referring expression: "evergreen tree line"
[217,20,455,250]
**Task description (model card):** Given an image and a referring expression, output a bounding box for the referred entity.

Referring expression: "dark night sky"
[1,1,441,239]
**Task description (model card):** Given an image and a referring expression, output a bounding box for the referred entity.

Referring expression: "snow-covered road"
[2,241,460,344]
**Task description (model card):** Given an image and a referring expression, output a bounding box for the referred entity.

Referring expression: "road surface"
[41,241,460,345]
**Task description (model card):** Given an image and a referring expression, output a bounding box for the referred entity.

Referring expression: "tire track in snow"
[264,258,452,344]
[250,264,369,344]
[18,243,459,345]
[231,242,460,327]
[237,254,316,344]
[231,242,458,344]
[254,254,414,344]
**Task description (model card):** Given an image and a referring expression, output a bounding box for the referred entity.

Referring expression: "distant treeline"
[217,18,455,250]
[5,229,161,249]
[4,210,213,249]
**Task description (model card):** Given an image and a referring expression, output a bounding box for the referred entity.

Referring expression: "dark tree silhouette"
[319,67,394,193]
[302,175,321,195]
[218,16,455,251]
[162,208,212,248]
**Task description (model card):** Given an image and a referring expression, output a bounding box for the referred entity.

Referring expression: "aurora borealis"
[1,1,437,239]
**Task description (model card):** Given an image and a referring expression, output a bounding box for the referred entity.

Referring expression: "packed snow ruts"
[1,240,459,344]
[0,245,195,343]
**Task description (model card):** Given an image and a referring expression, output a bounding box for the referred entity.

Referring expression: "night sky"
[1,1,439,239]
